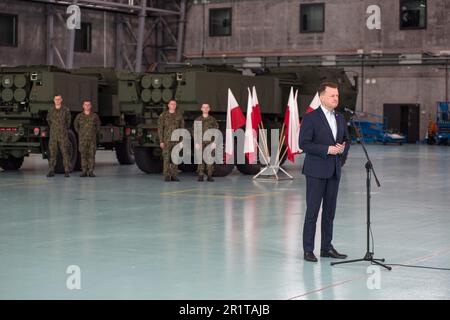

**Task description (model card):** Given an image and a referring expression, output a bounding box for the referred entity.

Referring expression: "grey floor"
[0,144,449,299]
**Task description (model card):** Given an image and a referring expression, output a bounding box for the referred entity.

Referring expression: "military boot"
[198,175,204,182]
[171,176,180,182]
[88,171,96,177]
[47,171,55,178]
[207,175,214,182]
[64,171,70,178]
[164,175,171,182]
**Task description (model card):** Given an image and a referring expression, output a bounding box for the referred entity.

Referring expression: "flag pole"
[254,138,270,166]
[275,123,285,164]
[258,123,270,161]
[278,147,288,165]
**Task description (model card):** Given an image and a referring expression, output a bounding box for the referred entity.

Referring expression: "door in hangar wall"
[383,104,420,143]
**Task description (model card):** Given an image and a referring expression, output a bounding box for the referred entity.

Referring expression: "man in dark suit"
[299,82,350,263]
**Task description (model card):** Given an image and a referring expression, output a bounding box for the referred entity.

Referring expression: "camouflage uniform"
[194,115,219,177]
[46,106,71,172]
[74,112,101,174]
[157,110,184,177]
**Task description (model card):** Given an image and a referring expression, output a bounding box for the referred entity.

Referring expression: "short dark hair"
[318,81,338,96]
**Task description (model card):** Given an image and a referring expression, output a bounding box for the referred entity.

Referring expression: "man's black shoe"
[47,171,55,177]
[198,175,204,182]
[171,176,180,182]
[164,176,171,182]
[320,248,347,259]
[207,176,214,182]
[80,172,87,177]
[304,251,318,262]
[88,171,96,177]
[64,171,70,178]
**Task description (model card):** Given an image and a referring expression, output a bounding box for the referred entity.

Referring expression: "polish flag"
[251,86,263,128]
[283,87,301,163]
[297,92,321,154]
[244,88,257,163]
[225,89,246,162]
[306,92,321,113]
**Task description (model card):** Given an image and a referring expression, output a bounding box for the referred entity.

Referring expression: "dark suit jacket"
[299,107,350,179]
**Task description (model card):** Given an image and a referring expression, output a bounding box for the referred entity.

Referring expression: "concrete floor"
[0,144,449,299]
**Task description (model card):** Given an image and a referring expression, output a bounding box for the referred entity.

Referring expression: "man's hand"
[328,146,340,155]
[160,142,165,149]
[336,142,346,154]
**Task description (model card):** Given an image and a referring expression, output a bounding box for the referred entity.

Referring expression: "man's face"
[54,96,62,106]
[168,100,177,112]
[83,101,92,113]
[320,87,339,109]
[201,104,210,114]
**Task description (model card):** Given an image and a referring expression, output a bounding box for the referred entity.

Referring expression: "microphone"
[344,107,355,115]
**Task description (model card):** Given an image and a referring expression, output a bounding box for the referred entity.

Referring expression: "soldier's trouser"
[48,134,71,172]
[162,143,178,177]
[79,139,97,172]
[197,163,214,177]
[197,145,214,177]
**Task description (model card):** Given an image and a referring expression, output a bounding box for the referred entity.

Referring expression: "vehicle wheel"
[74,151,82,171]
[236,163,261,175]
[0,155,24,171]
[116,135,135,165]
[213,163,234,177]
[179,163,197,172]
[134,146,163,173]
[179,151,196,172]
[54,130,78,173]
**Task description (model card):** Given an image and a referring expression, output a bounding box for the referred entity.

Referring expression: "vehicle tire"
[116,135,135,165]
[54,130,78,173]
[134,146,163,173]
[213,163,234,177]
[179,151,196,172]
[0,155,24,171]
[236,163,261,175]
[179,163,197,172]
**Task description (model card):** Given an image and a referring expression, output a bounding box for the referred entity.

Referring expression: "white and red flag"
[283,87,301,163]
[251,86,263,128]
[244,88,257,163]
[306,92,321,113]
[225,89,246,162]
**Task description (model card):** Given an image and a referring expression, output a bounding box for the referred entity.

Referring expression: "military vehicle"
[130,64,358,176]
[0,65,135,172]
[0,64,357,175]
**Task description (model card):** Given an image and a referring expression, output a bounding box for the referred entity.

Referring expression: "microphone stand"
[331,110,391,270]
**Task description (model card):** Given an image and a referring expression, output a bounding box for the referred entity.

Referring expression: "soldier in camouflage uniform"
[46,95,71,177]
[158,99,185,182]
[74,101,101,177]
[194,103,219,182]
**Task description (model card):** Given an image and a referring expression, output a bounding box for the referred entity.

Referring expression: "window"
[0,13,18,47]
[400,0,426,29]
[75,22,91,52]
[209,8,232,37]
[300,3,324,33]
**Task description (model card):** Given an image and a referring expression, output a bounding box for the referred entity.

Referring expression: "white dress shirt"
[320,105,337,141]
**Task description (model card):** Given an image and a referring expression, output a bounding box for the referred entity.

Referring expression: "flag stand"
[252,163,293,181]
[252,126,293,181]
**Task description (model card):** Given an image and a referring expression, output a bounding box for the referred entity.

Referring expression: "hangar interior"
[0,0,449,299]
